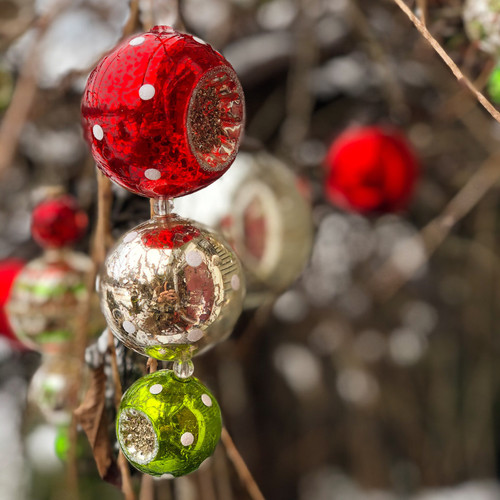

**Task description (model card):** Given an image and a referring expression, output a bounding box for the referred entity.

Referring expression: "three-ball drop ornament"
[81,25,245,198]
[324,126,419,214]
[117,369,221,477]
[99,201,245,361]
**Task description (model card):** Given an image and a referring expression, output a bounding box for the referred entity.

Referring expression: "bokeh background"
[2,0,500,499]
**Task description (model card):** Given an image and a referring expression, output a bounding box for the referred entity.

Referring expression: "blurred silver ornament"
[175,152,313,307]
[29,355,89,425]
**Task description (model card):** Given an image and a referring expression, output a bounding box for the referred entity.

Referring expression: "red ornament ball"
[0,259,25,345]
[324,127,419,213]
[31,195,88,249]
[81,26,245,199]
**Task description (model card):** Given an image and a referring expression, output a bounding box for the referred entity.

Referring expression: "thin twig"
[139,474,155,500]
[390,0,500,124]
[349,0,408,119]
[147,357,158,373]
[221,427,265,500]
[108,329,137,500]
[278,0,319,166]
[0,13,54,180]
[416,0,427,25]
[369,155,500,299]
[123,0,141,36]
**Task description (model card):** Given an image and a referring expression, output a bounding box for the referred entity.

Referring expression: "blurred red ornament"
[81,25,245,199]
[0,259,25,345]
[32,195,88,249]
[324,126,419,213]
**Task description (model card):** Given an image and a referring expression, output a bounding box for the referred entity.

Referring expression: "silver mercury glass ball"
[99,209,245,361]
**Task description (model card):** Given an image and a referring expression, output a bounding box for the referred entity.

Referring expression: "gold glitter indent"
[119,408,159,465]
[187,66,244,172]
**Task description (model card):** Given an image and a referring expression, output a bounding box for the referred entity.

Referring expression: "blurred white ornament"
[25,424,63,475]
[336,368,378,405]
[463,0,500,56]
[176,152,313,307]
[389,328,426,366]
[273,343,322,395]
[9,3,129,88]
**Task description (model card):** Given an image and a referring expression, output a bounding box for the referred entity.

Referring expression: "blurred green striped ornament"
[6,250,103,353]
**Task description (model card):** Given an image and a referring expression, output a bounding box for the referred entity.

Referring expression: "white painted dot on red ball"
[192,36,208,45]
[180,432,194,446]
[139,84,155,100]
[129,36,145,46]
[231,274,240,290]
[187,328,204,342]
[144,168,161,181]
[123,321,136,334]
[123,231,138,243]
[186,250,203,267]
[149,384,163,395]
[201,394,212,407]
[92,124,104,140]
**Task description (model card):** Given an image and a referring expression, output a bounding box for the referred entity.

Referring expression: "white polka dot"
[92,124,104,140]
[231,274,240,291]
[201,394,212,407]
[145,168,161,180]
[123,321,136,334]
[186,250,203,267]
[158,473,174,480]
[150,384,163,395]
[123,231,138,243]
[129,36,145,46]
[192,36,208,45]
[181,432,194,446]
[187,329,204,342]
[139,84,155,100]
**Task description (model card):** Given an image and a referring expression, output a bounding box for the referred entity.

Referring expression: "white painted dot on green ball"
[123,321,136,334]
[139,84,155,100]
[149,384,163,395]
[201,394,212,407]
[92,124,104,140]
[129,36,145,46]
[186,250,203,267]
[123,231,138,243]
[231,274,240,290]
[180,432,194,446]
[145,168,161,181]
[187,328,204,342]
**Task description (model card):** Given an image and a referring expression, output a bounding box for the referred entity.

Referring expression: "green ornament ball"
[54,425,86,462]
[117,370,222,477]
[488,65,500,104]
